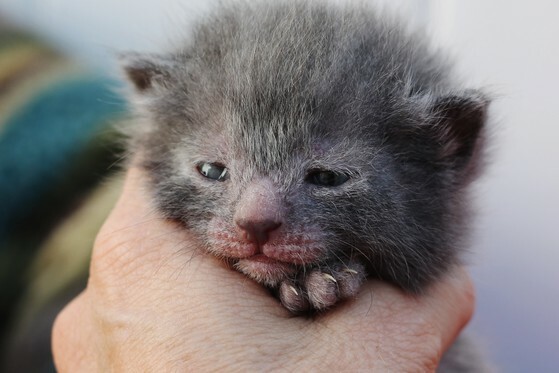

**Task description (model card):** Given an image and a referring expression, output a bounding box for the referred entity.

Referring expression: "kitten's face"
[155,105,384,286]
[134,84,483,292]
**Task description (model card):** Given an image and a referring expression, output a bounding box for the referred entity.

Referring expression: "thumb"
[425,266,476,352]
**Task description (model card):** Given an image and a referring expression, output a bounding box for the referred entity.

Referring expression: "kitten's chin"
[234,255,296,287]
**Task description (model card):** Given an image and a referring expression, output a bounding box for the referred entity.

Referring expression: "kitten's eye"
[306,170,350,187]
[197,162,228,181]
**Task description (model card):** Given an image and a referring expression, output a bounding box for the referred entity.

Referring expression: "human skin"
[52,165,475,372]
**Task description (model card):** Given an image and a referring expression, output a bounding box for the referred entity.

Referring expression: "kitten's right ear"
[119,53,174,92]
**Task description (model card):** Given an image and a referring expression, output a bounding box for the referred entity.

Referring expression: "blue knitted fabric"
[0,77,126,240]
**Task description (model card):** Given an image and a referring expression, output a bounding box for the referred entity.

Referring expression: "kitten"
[121,0,487,318]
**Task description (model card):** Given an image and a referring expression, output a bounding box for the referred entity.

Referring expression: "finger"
[346,266,474,344]
[421,266,476,350]
[90,164,195,286]
[52,292,100,373]
[90,165,279,313]
[95,165,163,244]
[309,267,475,371]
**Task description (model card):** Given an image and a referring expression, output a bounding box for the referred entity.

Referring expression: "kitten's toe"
[335,262,366,298]
[306,262,366,311]
[279,281,309,314]
[305,271,339,310]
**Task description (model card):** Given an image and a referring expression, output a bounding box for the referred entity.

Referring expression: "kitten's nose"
[234,177,284,246]
[236,218,281,245]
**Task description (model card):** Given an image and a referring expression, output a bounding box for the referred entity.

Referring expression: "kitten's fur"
[121,1,489,371]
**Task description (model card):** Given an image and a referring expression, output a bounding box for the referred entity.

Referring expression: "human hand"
[52,165,475,372]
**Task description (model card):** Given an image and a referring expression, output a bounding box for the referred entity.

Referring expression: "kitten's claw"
[288,285,299,296]
[306,270,339,309]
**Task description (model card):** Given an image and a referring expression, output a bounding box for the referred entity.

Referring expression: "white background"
[1,0,557,371]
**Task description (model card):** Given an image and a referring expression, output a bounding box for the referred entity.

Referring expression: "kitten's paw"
[278,262,366,313]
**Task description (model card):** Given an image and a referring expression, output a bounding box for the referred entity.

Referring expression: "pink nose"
[234,177,284,246]
[236,218,281,245]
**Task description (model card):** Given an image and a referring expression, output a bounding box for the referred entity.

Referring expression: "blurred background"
[0,0,557,371]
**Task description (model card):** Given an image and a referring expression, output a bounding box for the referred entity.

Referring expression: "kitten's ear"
[430,90,489,161]
[120,53,174,92]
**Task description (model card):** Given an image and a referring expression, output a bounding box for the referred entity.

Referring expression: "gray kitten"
[121,0,489,370]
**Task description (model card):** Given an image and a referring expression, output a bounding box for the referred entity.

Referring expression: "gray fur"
[121,1,490,370]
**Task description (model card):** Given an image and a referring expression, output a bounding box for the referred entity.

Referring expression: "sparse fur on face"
[120,0,488,315]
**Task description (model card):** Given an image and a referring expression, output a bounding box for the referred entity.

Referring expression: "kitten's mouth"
[248,254,284,264]
[234,254,296,287]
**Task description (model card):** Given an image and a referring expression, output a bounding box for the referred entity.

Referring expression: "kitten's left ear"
[430,90,489,162]
[120,53,175,92]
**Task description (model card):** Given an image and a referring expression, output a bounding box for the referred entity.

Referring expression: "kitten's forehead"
[226,107,315,172]
[221,106,373,179]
